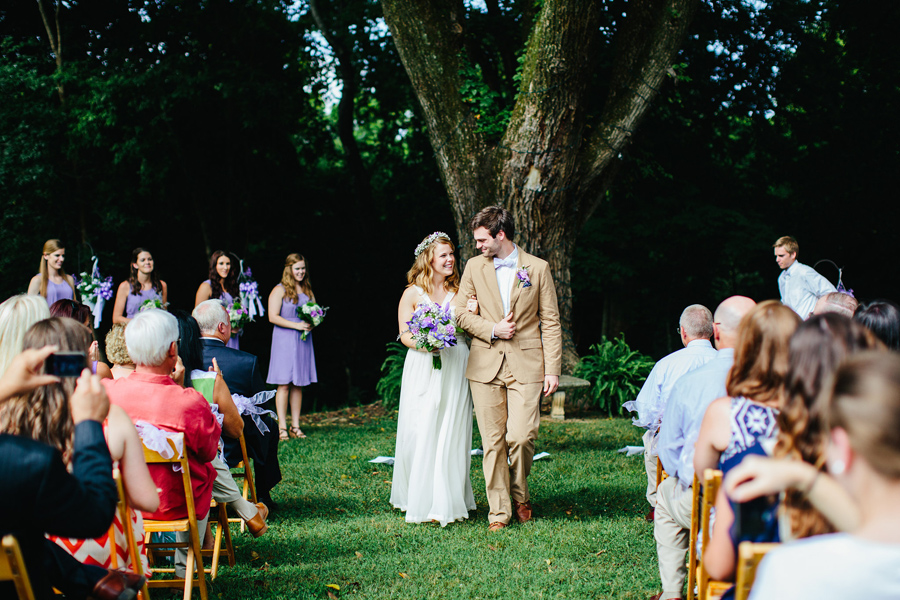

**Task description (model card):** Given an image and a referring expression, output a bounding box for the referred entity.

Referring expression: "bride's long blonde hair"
[406,234,459,296]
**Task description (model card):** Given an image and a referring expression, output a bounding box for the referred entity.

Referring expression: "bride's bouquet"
[296,301,327,341]
[405,302,460,370]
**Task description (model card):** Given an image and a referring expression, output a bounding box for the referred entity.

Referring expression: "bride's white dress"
[390,287,476,525]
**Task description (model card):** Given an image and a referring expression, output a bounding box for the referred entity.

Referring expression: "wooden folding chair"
[686,473,700,600]
[141,434,208,600]
[203,498,235,578]
[109,469,151,599]
[0,535,35,600]
[228,432,257,533]
[696,469,730,600]
[734,542,779,600]
[656,456,669,490]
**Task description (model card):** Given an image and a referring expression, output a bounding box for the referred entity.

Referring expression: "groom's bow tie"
[493,256,517,270]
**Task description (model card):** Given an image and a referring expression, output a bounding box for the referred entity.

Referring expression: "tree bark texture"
[382,0,699,371]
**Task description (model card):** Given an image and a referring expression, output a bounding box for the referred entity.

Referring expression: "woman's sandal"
[278,428,290,441]
[289,426,307,439]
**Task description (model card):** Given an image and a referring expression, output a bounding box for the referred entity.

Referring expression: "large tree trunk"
[382,0,699,371]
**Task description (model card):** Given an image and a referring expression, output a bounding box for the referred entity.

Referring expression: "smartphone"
[45,351,88,378]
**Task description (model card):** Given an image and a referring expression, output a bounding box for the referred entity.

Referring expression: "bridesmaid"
[27,239,76,304]
[112,247,168,324]
[194,250,241,349]
[267,253,318,440]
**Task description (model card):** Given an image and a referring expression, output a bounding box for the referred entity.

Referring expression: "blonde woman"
[267,253,318,440]
[27,239,76,304]
[390,232,476,526]
[105,323,135,379]
[0,294,51,377]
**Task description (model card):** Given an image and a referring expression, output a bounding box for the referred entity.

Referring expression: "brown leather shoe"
[512,500,533,523]
[488,521,508,532]
[247,502,269,538]
[91,569,145,600]
[645,508,655,522]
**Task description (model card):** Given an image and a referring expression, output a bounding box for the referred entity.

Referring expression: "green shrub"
[375,342,407,409]
[574,335,655,416]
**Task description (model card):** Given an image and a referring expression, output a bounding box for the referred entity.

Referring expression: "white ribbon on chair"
[136,421,185,472]
[231,390,277,435]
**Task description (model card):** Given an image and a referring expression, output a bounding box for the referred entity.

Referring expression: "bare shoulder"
[116,280,131,293]
[706,396,732,420]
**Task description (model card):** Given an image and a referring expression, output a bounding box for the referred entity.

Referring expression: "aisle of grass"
[207,414,655,599]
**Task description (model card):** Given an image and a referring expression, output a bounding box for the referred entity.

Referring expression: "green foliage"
[458,56,512,139]
[375,342,407,409]
[574,335,655,416]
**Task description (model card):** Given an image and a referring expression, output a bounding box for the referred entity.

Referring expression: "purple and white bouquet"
[238,263,266,321]
[139,298,167,312]
[74,256,114,328]
[227,298,251,336]
[297,301,327,341]
[405,302,460,370]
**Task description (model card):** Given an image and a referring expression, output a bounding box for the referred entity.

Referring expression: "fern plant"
[573,335,655,416]
[376,342,407,409]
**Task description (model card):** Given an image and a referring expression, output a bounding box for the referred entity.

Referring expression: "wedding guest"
[104,324,134,379]
[194,250,241,349]
[49,299,113,380]
[0,317,159,575]
[727,352,900,599]
[102,309,220,578]
[267,253,318,440]
[26,239,76,305]
[623,304,716,518]
[854,299,900,350]
[653,295,756,600]
[112,248,167,324]
[693,301,800,583]
[774,314,880,540]
[812,291,858,318]
[773,236,836,319]
[0,294,50,378]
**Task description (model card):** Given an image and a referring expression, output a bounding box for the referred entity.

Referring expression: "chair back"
[0,535,35,600]
[110,469,151,599]
[698,469,730,600]
[687,472,700,600]
[734,542,779,600]
[656,456,669,490]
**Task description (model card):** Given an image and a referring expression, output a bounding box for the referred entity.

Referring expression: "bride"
[390,231,477,525]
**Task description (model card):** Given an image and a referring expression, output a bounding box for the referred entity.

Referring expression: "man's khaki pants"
[654,475,694,599]
[470,358,542,526]
[643,429,659,508]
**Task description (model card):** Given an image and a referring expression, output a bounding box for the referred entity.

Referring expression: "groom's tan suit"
[454,248,561,525]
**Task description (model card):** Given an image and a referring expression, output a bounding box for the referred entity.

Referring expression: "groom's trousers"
[470,357,543,525]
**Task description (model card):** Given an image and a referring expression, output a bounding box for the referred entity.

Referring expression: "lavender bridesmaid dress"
[123,285,162,318]
[44,278,74,305]
[266,285,317,386]
[203,279,240,350]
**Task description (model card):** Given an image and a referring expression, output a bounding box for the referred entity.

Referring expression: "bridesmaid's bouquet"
[227,299,251,335]
[296,301,328,341]
[139,298,167,312]
[405,302,459,370]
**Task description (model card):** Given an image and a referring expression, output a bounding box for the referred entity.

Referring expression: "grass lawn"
[206,411,656,599]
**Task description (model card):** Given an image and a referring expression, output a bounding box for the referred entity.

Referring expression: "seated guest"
[727,352,900,599]
[1,318,158,574]
[774,314,880,540]
[0,294,50,377]
[0,347,145,600]
[693,301,800,583]
[854,299,900,350]
[103,309,221,578]
[653,296,755,600]
[105,323,135,379]
[812,291,858,318]
[193,300,282,509]
[173,310,268,537]
[49,298,113,379]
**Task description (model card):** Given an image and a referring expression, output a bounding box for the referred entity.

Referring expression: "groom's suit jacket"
[454,248,562,384]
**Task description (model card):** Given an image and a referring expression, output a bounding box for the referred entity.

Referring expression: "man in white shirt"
[623,304,716,518]
[774,236,836,318]
[651,295,756,600]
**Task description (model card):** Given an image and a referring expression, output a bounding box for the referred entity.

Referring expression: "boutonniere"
[516,266,532,288]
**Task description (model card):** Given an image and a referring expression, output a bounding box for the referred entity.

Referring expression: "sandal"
[289,426,306,439]
[278,428,289,441]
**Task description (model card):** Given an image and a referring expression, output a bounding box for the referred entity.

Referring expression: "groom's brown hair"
[470,206,515,241]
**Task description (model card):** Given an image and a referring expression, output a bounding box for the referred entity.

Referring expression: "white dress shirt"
[656,348,734,485]
[493,245,519,317]
[778,261,837,318]
[623,339,717,433]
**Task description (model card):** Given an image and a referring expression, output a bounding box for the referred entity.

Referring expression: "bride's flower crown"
[414,232,450,258]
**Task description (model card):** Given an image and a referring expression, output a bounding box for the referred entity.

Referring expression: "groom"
[455,206,562,531]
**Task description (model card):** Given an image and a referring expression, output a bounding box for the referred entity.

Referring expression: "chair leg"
[190,521,208,600]
[220,505,236,567]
